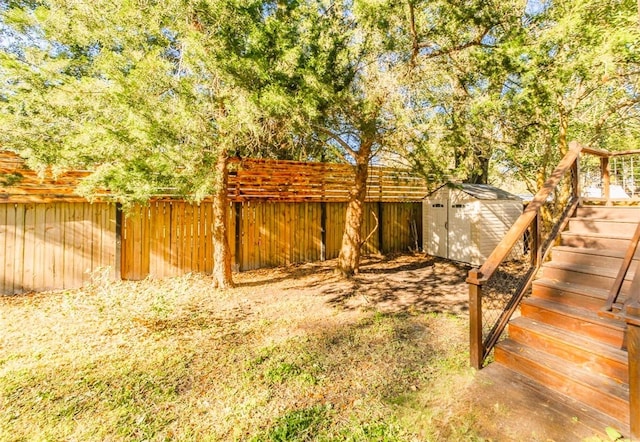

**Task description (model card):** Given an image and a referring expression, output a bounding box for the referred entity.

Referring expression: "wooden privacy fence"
[0,202,117,294]
[122,200,422,279]
[1,151,428,293]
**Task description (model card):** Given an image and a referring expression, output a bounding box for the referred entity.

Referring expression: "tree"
[403,0,526,185]
[402,0,640,195]
[490,0,640,192]
[0,0,304,288]
[274,0,420,276]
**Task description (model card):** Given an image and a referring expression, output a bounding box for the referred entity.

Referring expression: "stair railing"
[468,142,640,369]
[466,141,583,369]
[601,221,640,316]
[580,146,640,204]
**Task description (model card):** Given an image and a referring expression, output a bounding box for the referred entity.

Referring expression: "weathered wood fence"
[121,200,421,279]
[0,202,117,294]
[1,151,427,294]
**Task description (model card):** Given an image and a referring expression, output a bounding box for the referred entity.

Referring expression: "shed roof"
[427,183,522,201]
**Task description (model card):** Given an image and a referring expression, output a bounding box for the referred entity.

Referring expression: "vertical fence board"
[250,203,257,269]
[184,204,193,273]
[98,203,109,272]
[33,205,46,290]
[131,206,142,280]
[71,203,84,287]
[121,206,132,279]
[90,202,101,275]
[196,204,204,273]
[276,203,283,266]
[256,202,263,267]
[108,204,117,274]
[269,202,276,267]
[52,204,64,289]
[284,203,291,265]
[141,205,151,278]
[192,204,199,272]
[0,205,7,294]
[81,203,92,284]
[13,205,26,293]
[76,203,86,286]
[5,205,17,294]
[177,201,185,274]
[149,202,161,277]
[163,202,173,276]
[22,204,35,291]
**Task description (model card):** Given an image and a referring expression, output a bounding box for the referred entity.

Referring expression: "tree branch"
[360,210,379,248]
[415,25,494,61]
[313,125,358,158]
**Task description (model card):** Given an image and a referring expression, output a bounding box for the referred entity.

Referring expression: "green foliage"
[335,420,404,442]
[0,172,23,186]
[1,0,638,200]
[251,405,329,441]
[405,0,640,189]
[0,0,321,204]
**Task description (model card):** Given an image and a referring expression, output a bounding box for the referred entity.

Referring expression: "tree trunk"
[212,149,234,289]
[467,150,490,184]
[336,145,372,276]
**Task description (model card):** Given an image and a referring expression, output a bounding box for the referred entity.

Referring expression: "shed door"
[425,199,448,258]
[448,202,472,263]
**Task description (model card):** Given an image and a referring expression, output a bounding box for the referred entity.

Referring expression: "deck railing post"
[601,156,611,205]
[533,213,541,267]
[571,157,579,201]
[468,269,483,370]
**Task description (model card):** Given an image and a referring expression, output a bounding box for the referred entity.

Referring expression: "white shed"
[423,183,523,266]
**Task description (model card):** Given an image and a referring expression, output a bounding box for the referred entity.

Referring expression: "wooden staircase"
[494,205,639,432]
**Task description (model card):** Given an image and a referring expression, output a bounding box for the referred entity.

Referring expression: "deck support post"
[626,312,640,440]
[468,269,483,370]
[625,270,640,440]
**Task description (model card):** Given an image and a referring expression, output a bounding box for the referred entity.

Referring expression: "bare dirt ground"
[227,252,471,333]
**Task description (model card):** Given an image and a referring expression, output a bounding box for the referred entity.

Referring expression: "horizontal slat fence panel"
[120,201,422,279]
[0,203,116,295]
[227,159,428,202]
[1,151,428,203]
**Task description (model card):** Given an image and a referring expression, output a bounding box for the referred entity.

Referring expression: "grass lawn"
[1,254,489,441]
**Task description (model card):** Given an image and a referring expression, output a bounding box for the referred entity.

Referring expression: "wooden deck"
[471,364,629,441]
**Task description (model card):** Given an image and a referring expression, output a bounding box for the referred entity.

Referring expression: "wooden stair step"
[576,206,640,221]
[541,261,634,293]
[532,278,610,311]
[473,364,630,440]
[551,245,640,268]
[561,231,632,251]
[568,218,640,236]
[521,297,627,348]
[507,317,628,383]
[495,339,630,424]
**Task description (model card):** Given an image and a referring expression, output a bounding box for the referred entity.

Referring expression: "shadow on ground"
[321,255,472,315]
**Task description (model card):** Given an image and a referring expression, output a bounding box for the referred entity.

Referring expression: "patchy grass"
[0,254,482,441]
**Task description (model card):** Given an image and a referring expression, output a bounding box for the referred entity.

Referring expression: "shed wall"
[423,186,522,265]
[473,200,523,262]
